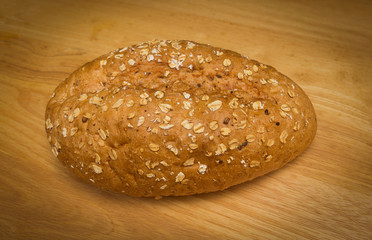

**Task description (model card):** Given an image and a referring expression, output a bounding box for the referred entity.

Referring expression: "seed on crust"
[246,134,256,143]
[267,139,275,147]
[183,101,191,110]
[89,96,103,106]
[220,127,231,136]
[229,139,239,150]
[202,95,209,101]
[209,121,219,131]
[154,91,164,99]
[149,143,160,152]
[146,54,154,62]
[145,161,153,169]
[178,54,186,62]
[171,41,182,50]
[160,161,168,166]
[168,59,178,69]
[128,59,135,65]
[119,64,126,71]
[68,114,74,123]
[151,127,159,134]
[127,112,136,119]
[140,92,149,99]
[175,172,185,182]
[181,119,193,129]
[78,94,88,101]
[93,153,100,164]
[98,139,105,146]
[281,104,291,112]
[229,98,239,109]
[183,158,195,166]
[51,147,58,157]
[46,118,53,129]
[109,149,117,160]
[91,164,102,174]
[237,72,244,80]
[208,100,222,111]
[197,55,204,64]
[293,121,301,131]
[193,123,205,134]
[137,116,145,126]
[236,120,247,129]
[164,115,171,123]
[70,127,78,136]
[244,69,252,76]
[257,126,266,133]
[112,99,124,109]
[140,48,149,56]
[279,110,287,118]
[139,98,148,106]
[126,100,134,107]
[223,58,231,67]
[98,129,106,140]
[189,143,198,150]
[100,59,107,68]
[215,143,227,155]
[186,42,195,49]
[62,128,67,137]
[159,124,174,130]
[268,79,278,86]
[146,173,155,178]
[252,101,263,110]
[159,103,173,113]
[198,164,207,174]
[250,160,260,168]
[253,65,259,72]
[167,145,178,155]
[280,130,289,143]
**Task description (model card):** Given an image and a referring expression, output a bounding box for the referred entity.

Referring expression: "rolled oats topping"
[45,40,316,198]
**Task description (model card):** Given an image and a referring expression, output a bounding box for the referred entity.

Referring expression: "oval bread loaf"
[45,40,316,197]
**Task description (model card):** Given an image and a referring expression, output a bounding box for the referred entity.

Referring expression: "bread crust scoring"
[45,40,317,197]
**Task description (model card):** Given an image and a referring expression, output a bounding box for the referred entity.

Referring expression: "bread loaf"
[45,40,317,197]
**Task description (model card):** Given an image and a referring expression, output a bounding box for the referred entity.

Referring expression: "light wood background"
[1,0,371,239]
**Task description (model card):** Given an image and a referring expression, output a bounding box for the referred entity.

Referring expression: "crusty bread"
[45,40,316,197]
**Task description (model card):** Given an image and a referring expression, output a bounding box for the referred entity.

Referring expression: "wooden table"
[1,0,371,239]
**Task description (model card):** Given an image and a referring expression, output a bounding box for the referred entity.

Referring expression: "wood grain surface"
[1,0,371,239]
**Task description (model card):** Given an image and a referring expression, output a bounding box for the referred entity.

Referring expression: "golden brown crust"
[45,40,317,197]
